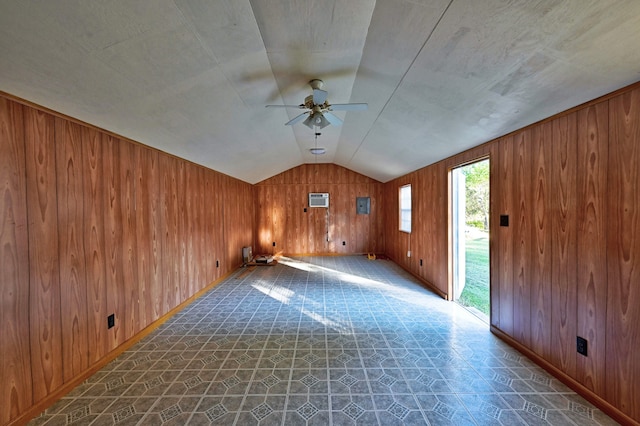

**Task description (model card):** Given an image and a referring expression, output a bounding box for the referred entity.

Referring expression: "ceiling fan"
[266,79,367,129]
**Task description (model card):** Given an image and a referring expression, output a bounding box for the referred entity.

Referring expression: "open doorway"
[452,158,490,322]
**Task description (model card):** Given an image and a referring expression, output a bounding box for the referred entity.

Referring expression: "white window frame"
[399,184,411,233]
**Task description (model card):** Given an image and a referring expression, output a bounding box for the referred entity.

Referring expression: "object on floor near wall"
[242,246,253,264]
[255,254,274,264]
[243,254,277,267]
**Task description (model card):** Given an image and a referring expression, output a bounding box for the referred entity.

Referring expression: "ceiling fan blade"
[328,103,368,111]
[323,112,343,127]
[313,89,328,105]
[285,112,309,126]
[266,104,305,109]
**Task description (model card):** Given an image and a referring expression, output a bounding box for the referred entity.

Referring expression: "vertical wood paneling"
[204,170,214,282]
[194,166,204,287]
[102,135,125,349]
[54,118,89,382]
[255,164,383,255]
[384,179,400,263]
[489,143,500,327]
[184,164,195,298]
[550,113,578,377]
[6,82,640,425]
[416,169,428,280]
[177,162,188,303]
[160,155,177,316]
[223,174,239,268]
[285,184,295,251]
[293,184,305,253]
[25,108,63,402]
[255,185,271,253]
[119,140,138,339]
[496,136,514,333]
[607,89,640,420]
[513,129,532,347]
[1,94,257,425]
[0,99,32,424]
[576,102,608,394]
[530,123,552,359]
[368,183,381,254]
[434,164,448,291]
[272,184,285,254]
[83,126,108,363]
[133,145,152,324]
[213,171,225,279]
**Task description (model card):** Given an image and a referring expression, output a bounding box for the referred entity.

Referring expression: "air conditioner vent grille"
[309,193,329,208]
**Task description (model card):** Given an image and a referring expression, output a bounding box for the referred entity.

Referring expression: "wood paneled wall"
[606,89,640,419]
[3,82,640,423]
[384,83,640,423]
[254,164,384,255]
[0,95,254,425]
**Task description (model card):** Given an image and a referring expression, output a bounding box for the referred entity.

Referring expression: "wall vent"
[309,193,329,208]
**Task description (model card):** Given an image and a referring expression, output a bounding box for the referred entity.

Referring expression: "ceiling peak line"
[345,0,457,166]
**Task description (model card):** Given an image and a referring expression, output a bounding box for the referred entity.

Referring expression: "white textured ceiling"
[1,0,640,183]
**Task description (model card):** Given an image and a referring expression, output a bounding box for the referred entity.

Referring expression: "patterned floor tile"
[27,256,620,426]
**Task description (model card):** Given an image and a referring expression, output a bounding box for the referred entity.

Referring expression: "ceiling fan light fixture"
[310,147,326,155]
[303,114,314,129]
[303,112,330,129]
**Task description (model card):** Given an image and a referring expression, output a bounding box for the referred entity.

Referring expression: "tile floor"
[29,256,619,425]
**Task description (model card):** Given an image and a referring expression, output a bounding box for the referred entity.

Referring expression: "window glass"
[399,184,411,233]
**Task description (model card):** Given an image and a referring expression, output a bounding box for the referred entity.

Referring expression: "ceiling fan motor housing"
[309,79,325,90]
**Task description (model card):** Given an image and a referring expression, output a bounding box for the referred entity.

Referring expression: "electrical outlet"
[107,314,115,329]
[577,336,588,356]
[272,242,276,247]
[420,259,423,266]
[342,241,346,246]
[216,260,219,268]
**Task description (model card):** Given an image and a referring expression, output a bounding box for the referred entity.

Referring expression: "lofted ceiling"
[1,1,640,184]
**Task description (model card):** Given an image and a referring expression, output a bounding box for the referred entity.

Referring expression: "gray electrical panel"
[356,197,370,214]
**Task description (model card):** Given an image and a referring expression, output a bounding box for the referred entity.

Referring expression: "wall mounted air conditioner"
[309,192,329,208]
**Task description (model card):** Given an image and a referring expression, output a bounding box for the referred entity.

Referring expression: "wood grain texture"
[119,140,138,340]
[255,164,382,255]
[6,81,640,425]
[488,143,499,327]
[433,163,448,293]
[102,135,125,350]
[606,89,640,420]
[160,155,178,316]
[82,126,108,364]
[223,175,254,269]
[497,136,514,335]
[0,98,32,424]
[576,102,608,394]
[203,170,214,283]
[530,123,552,359]
[177,162,188,304]
[209,170,224,282]
[25,107,63,402]
[512,129,532,347]
[550,113,578,377]
[1,94,258,425]
[134,146,148,323]
[191,165,203,291]
[54,117,89,383]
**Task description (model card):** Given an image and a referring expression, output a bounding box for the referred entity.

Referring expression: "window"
[399,184,411,233]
